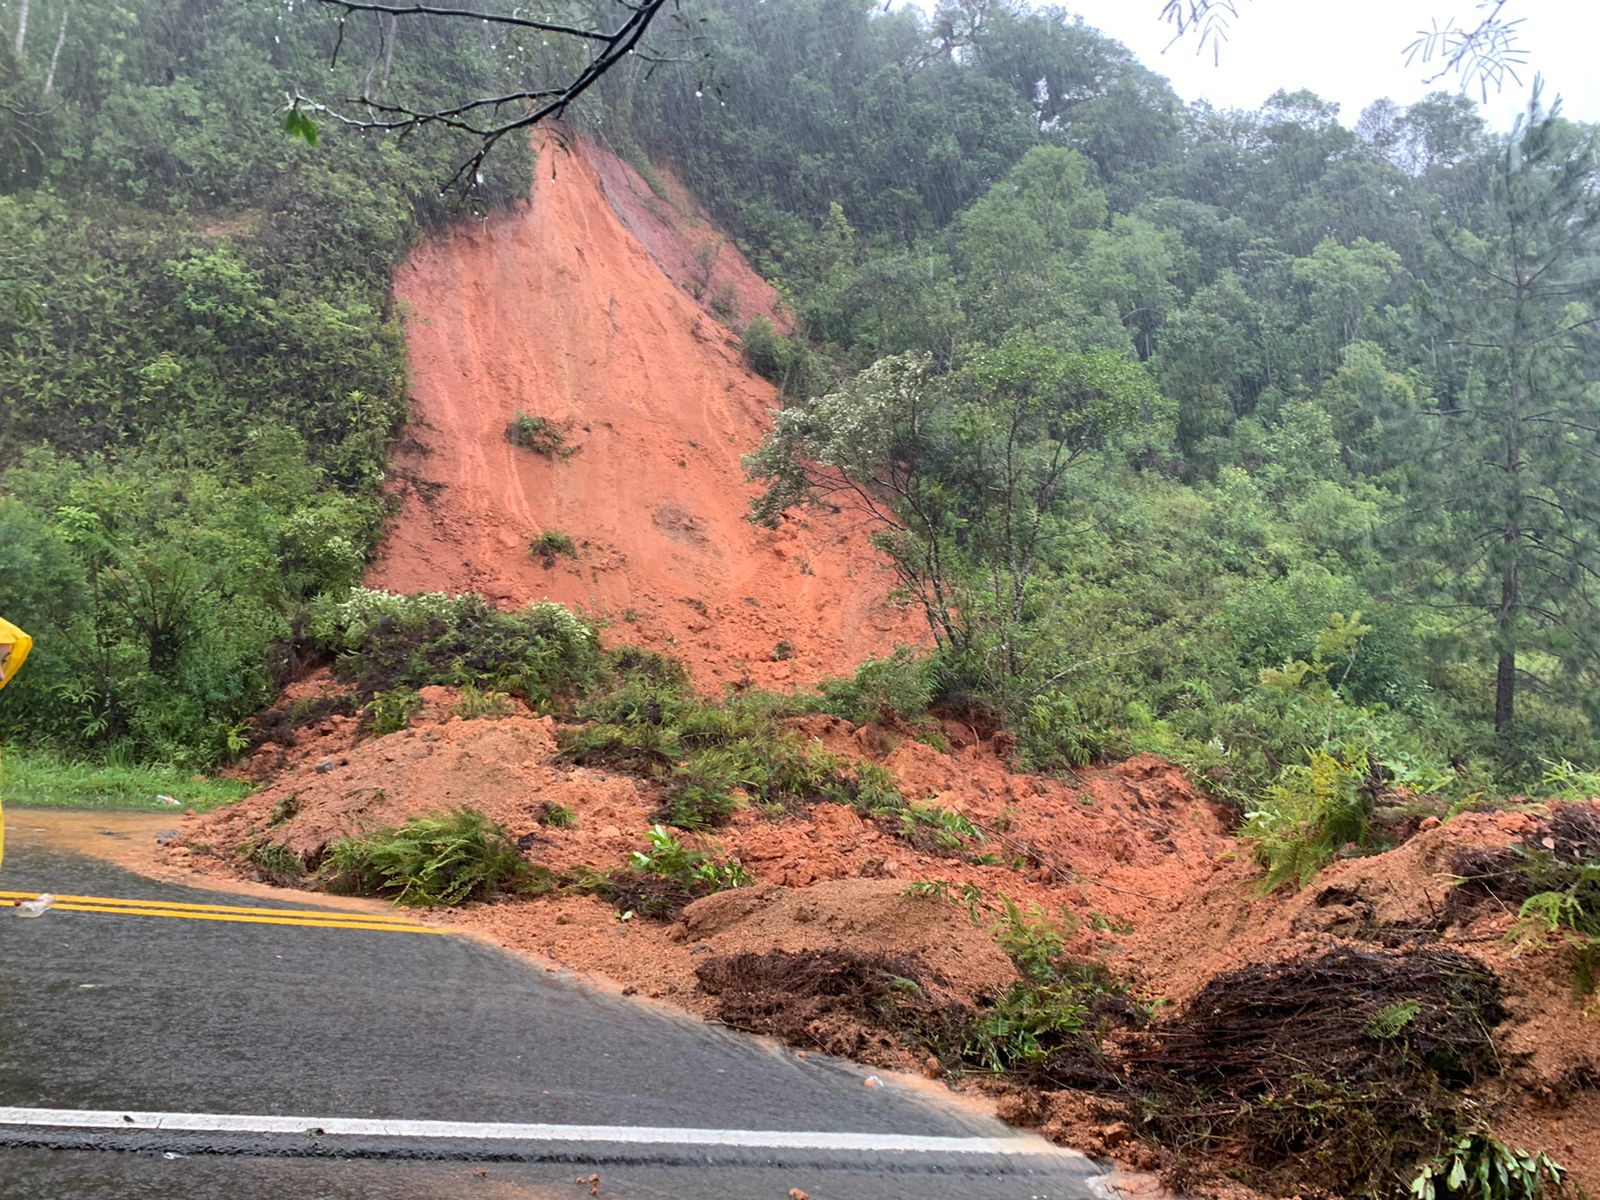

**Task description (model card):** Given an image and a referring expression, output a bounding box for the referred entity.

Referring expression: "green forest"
[4,0,1600,828]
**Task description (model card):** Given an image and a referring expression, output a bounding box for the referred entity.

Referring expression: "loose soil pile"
[174,693,1600,1196]
[365,132,921,690]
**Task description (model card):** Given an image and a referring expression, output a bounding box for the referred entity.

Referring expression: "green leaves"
[282,105,319,147]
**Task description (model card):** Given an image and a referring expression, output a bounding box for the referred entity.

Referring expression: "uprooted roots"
[697,945,1508,1198]
[1447,804,1600,919]
[695,949,966,1062]
[1114,947,1504,1196]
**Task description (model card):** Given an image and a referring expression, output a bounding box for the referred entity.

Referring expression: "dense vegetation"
[0,0,530,762]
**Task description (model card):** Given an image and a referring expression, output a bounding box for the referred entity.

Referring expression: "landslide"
[176,687,1600,1197]
[366,134,919,689]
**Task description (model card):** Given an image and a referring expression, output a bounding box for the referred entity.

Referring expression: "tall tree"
[1422,88,1600,737]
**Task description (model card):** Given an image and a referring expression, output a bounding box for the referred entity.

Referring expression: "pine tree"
[1423,84,1600,741]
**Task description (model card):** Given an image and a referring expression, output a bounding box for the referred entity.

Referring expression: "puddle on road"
[4,809,179,876]
[1,808,405,917]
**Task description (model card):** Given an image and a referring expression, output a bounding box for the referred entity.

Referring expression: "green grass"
[1,748,252,812]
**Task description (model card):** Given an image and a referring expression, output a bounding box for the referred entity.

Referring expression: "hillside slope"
[367,135,920,688]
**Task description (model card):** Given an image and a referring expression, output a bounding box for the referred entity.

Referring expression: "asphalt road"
[0,821,1105,1199]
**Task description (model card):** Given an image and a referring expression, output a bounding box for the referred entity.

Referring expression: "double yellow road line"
[0,890,446,935]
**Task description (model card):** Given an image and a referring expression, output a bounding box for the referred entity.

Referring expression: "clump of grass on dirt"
[505,412,568,457]
[556,673,902,830]
[538,801,577,829]
[582,824,750,919]
[239,837,306,884]
[323,807,533,907]
[0,747,251,811]
[454,684,515,719]
[531,529,577,565]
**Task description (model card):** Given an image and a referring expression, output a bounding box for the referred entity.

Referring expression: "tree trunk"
[42,3,67,97]
[1496,288,1527,736]
[1494,573,1517,733]
[12,0,29,57]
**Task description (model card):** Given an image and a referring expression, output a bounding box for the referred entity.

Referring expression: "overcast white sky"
[1065,1,1600,129]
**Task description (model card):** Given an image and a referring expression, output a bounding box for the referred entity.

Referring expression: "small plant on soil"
[962,982,1090,1073]
[506,412,567,457]
[1409,1132,1578,1200]
[531,529,578,565]
[772,639,794,661]
[240,838,305,882]
[323,808,529,906]
[990,895,1074,981]
[630,824,750,890]
[538,802,577,830]
[1451,806,1600,996]
[365,687,422,735]
[454,684,514,719]
[584,825,750,919]
[896,801,982,854]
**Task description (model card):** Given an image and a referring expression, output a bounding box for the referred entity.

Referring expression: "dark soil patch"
[248,692,357,749]
[1114,947,1505,1196]
[1445,804,1600,925]
[695,948,967,1060]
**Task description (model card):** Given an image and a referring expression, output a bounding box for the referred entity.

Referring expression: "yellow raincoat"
[0,617,32,872]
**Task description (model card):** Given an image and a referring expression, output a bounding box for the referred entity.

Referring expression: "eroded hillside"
[366,135,921,689]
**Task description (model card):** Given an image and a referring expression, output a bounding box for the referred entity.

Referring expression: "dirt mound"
[695,948,965,1064]
[172,696,1600,1193]
[682,878,1018,1006]
[176,706,1224,1010]
[366,133,920,689]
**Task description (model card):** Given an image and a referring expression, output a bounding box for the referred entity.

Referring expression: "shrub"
[815,648,933,725]
[323,808,528,906]
[739,315,809,391]
[1018,689,1131,771]
[1243,748,1373,891]
[311,589,599,707]
[531,529,577,563]
[365,687,421,735]
[506,412,567,457]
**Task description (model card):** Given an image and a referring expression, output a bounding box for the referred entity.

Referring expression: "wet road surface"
[0,822,1103,1198]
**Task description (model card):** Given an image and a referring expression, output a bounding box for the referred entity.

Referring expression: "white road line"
[0,1107,1081,1157]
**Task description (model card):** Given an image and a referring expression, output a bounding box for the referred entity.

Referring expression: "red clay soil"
[366,133,920,690]
[586,136,794,335]
[171,696,1600,1193]
[176,700,1234,1010]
